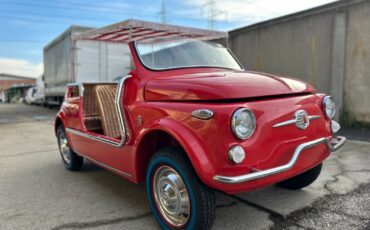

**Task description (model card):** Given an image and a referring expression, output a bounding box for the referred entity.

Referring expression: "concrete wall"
[228,0,370,125]
[344,1,370,123]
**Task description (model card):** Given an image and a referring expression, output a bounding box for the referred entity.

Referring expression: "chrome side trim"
[66,75,131,147]
[273,115,321,128]
[213,136,346,184]
[116,75,132,145]
[73,149,132,178]
[66,128,120,146]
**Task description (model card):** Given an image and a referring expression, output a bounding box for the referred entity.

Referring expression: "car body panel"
[144,71,315,101]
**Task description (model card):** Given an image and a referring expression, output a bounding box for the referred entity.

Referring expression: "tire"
[56,125,83,171]
[146,148,216,230]
[276,163,322,190]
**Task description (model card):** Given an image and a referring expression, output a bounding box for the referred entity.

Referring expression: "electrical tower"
[202,0,227,30]
[158,0,167,24]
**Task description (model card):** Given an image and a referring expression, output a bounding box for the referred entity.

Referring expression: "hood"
[144,71,315,101]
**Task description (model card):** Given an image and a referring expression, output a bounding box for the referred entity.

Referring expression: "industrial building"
[0,74,36,102]
[228,0,370,125]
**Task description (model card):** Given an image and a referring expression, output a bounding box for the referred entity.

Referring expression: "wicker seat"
[83,84,103,133]
[95,84,121,139]
[84,116,103,133]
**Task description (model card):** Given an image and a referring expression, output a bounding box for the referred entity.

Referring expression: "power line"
[0,8,126,25]
[0,1,139,17]
[0,0,219,24]
[0,14,104,26]
[0,39,48,44]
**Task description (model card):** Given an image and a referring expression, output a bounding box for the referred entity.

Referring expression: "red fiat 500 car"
[55,20,346,230]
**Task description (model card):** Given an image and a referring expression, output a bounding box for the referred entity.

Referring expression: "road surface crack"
[216,201,238,209]
[228,194,311,229]
[228,194,283,219]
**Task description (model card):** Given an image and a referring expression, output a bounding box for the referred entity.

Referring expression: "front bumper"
[213,136,346,184]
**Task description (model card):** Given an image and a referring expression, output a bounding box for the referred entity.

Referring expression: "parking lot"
[0,103,369,230]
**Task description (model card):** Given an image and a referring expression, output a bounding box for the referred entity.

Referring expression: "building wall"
[344,1,370,123]
[230,11,334,94]
[0,79,36,92]
[0,75,36,102]
[228,0,370,125]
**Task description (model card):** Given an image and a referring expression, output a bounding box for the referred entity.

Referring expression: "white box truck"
[43,25,132,107]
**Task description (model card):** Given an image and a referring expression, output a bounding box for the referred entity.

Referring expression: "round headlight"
[323,96,336,119]
[231,108,256,140]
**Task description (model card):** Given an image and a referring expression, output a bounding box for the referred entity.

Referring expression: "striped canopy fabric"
[73,19,227,44]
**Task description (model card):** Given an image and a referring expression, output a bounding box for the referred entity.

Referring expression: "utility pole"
[202,0,227,30]
[158,0,167,24]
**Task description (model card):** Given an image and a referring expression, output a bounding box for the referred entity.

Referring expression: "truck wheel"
[276,163,322,190]
[56,125,83,171]
[146,148,215,230]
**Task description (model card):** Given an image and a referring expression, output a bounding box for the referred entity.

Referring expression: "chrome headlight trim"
[231,108,256,140]
[323,96,336,119]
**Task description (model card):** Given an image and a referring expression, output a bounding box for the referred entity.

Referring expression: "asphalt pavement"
[0,103,369,230]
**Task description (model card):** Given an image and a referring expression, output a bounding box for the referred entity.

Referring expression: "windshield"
[135,40,243,71]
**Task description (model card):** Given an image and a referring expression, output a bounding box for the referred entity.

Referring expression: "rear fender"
[54,111,66,135]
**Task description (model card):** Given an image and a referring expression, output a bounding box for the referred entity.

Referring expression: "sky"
[0,0,338,78]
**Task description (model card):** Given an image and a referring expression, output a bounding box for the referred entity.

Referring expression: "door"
[67,77,135,178]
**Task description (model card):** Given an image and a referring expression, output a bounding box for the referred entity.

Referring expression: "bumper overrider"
[213,136,347,184]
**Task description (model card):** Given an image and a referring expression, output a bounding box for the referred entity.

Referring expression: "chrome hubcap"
[153,165,190,227]
[59,133,71,164]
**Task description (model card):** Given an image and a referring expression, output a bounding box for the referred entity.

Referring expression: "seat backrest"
[83,84,99,117]
[95,84,121,139]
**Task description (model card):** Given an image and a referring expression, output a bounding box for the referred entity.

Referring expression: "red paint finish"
[56,42,335,194]
[145,71,315,101]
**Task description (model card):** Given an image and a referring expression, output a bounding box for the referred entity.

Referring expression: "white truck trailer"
[43,25,132,107]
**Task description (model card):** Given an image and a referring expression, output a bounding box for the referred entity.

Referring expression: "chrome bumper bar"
[213,136,347,184]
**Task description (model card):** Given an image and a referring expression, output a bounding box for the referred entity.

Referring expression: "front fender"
[137,118,216,187]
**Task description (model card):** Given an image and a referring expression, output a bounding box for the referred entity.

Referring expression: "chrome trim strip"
[66,128,120,146]
[213,136,346,184]
[273,115,321,128]
[116,75,132,146]
[73,149,132,178]
[66,75,131,147]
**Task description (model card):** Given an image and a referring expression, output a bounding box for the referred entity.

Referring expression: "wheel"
[56,125,83,171]
[146,148,216,230]
[276,163,322,190]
